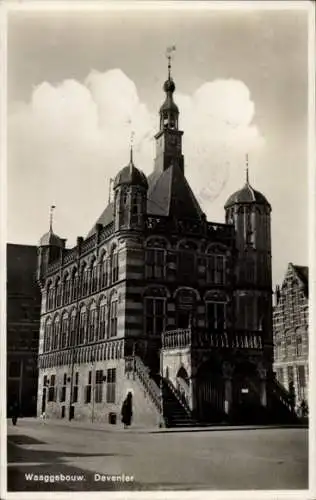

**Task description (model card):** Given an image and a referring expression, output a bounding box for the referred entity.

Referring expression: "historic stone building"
[36,64,295,426]
[7,244,41,417]
[273,263,309,407]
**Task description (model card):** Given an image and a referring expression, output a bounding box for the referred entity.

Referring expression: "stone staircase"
[125,355,196,428]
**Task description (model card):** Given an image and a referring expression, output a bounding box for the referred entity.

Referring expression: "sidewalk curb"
[7,418,308,435]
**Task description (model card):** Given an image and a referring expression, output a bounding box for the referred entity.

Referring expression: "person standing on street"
[121,392,133,429]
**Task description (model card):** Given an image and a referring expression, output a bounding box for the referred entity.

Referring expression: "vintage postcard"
[1,1,315,499]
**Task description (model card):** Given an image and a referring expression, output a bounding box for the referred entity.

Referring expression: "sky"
[6,4,310,287]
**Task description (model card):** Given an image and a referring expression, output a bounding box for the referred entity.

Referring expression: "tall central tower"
[154,57,184,174]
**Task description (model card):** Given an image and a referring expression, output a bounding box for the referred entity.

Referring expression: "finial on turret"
[166,45,176,80]
[246,154,249,184]
[49,205,56,232]
[130,130,135,171]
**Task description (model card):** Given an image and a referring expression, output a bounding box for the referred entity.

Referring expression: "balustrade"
[125,355,162,412]
[162,328,263,351]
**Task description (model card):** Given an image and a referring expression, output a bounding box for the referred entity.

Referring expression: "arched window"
[98,298,107,340]
[99,252,108,289]
[145,238,168,279]
[63,273,71,305]
[60,312,69,349]
[206,245,227,285]
[88,303,97,343]
[44,317,52,352]
[110,247,119,284]
[71,268,79,302]
[81,263,89,297]
[55,278,62,308]
[90,258,98,294]
[68,309,77,347]
[78,306,87,345]
[109,293,118,338]
[144,286,167,336]
[51,315,60,350]
[46,282,54,311]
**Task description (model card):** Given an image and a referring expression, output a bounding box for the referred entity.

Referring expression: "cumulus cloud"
[8,69,264,246]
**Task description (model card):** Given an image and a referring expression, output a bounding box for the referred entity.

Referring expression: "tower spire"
[49,205,56,232]
[129,130,135,172]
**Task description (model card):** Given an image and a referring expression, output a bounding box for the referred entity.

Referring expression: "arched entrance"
[195,356,225,423]
[231,361,261,424]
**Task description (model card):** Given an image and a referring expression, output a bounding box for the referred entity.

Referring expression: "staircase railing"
[164,378,193,418]
[268,377,294,413]
[125,355,162,413]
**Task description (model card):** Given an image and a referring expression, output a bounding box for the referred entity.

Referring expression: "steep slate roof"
[87,202,114,238]
[87,164,204,236]
[147,164,203,219]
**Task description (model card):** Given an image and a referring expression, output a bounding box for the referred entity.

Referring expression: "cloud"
[8,69,264,246]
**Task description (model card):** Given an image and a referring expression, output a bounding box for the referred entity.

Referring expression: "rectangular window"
[106,368,116,403]
[207,255,226,284]
[145,298,165,335]
[206,302,226,331]
[60,373,67,402]
[84,370,92,404]
[72,372,79,403]
[48,374,56,402]
[145,249,165,279]
[95,370,103,403]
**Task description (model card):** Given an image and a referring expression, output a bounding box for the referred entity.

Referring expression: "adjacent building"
[273,263,309,406]
[36,63,292,426]
[7,244,41,416]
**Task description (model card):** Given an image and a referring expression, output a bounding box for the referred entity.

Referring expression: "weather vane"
[166,45,176,78]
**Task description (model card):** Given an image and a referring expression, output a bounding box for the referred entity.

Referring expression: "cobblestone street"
[6,418,308,492]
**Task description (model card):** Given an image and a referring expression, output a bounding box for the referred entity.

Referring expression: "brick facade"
[36,68,276,426]
[273,263,309,406]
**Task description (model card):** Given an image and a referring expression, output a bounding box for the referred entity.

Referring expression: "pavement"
[5,417,309,493]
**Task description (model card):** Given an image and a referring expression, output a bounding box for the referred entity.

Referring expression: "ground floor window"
[84,371,92,404]
[95,370,104,403]
[106,368,116,403]
[72,372,79,403]
[48,374,56,402]
[59,373,67,402]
